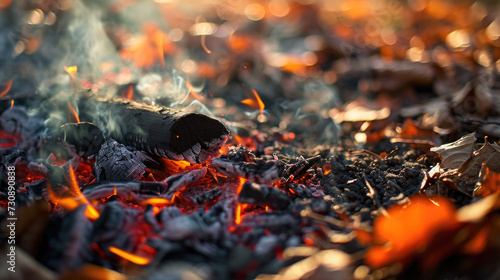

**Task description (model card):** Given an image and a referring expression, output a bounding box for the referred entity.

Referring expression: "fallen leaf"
[459,141,500,178]
[473,164,500,197]
[430,132,476,169]
[365,195,459,268]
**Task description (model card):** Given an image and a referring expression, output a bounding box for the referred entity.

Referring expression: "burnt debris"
[81,97,230,164]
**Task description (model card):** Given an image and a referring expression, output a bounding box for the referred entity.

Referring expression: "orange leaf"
[365,195,459,268]
[474,166,500,197]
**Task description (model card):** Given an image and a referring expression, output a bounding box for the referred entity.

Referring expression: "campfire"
[2,0,500,279]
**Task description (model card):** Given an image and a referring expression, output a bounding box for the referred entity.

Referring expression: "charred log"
[54,122,104,157]
[80,96,230,163]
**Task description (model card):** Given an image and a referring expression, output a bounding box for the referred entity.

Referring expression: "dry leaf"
[459,141,500,178]
[430,133,476,169]
[474,165,500,197]
[365,195,459,268]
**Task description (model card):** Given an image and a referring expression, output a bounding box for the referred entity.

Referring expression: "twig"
[363,176,390,217]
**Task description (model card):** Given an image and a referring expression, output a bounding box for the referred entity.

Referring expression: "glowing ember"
[141,197,173,206]
[0,131,18,148]
[0,79,13,98]
[237,177,246,194]
[63,65,77,81]
[108,246,152,265]
[10,100,13,108]
[235,203,242,225]
[124,84,134,101]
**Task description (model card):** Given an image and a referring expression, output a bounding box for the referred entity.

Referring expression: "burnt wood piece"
[211,158,283,184]
[238,182,290,210]
[82,181,168,203]
[81,97,230,163]
[56,122,105,157]
[94,138,146,182]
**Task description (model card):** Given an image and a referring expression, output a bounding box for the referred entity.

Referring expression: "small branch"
[363,176,390,217]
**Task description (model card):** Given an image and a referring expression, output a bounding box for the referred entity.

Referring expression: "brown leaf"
[430,132,476,169]
[459,141,500,178]
[365,195,459,268]
[473,165,500,197]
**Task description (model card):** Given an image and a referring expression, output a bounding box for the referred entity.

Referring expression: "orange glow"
[67,102,80,123]
[237,177,246,194]
[0,0,12,10]
[241,88,265,114]
[64,65,77,82]
[365,195,459,268]
[124,84,134,101]
[227,34,253,54]
[141,197,172,206]
[235,204,242,224]
[0,79,13,98]
[304,237,314,246]
[323,164,332,176]
[109,246,152,265]
[120,23,175,68]
[10,100,14,108]
[0,131,18,148]
[68,166,100,220]
[234,135,243,145]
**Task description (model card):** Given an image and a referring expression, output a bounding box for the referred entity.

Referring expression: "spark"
[0,79,13,98]
[108,247,152,265]
[10,100,14,108]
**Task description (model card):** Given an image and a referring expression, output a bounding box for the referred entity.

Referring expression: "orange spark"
[10,100,14,108]
[108,246,152,265]
[64,65,77,82]
[0,79,13,98]
[235,204,242,225]
[67,102,80,123]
